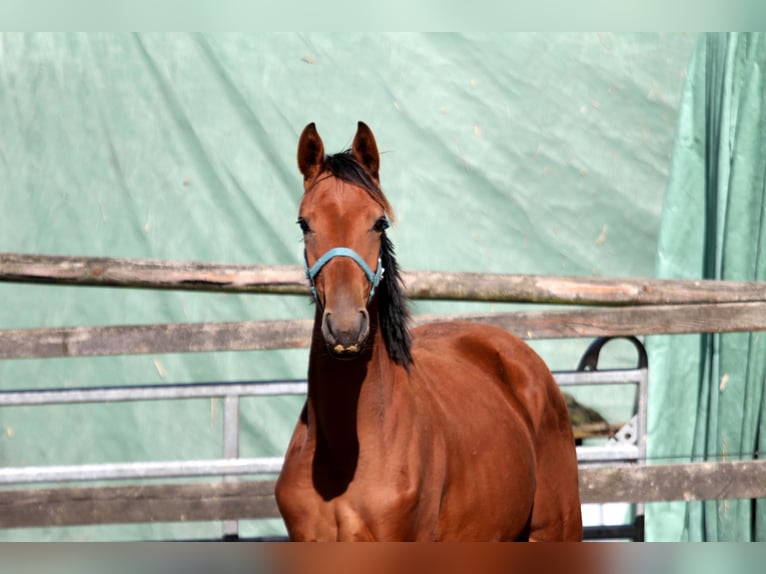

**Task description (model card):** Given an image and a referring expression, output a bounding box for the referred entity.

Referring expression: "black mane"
[322,151,389,210]
[322,151,413,369]
[378,231,412,368]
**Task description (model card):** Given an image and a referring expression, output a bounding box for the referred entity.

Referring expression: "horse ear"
[351,121,380,182]
[297,122,325,183]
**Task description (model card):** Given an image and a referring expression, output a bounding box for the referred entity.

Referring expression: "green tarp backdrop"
[647,32,766,542]
[0,33,705,540]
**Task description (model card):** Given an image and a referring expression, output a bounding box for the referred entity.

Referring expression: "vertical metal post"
[634,365,649,541]
[222,394,240,540]
[637,367,649,465]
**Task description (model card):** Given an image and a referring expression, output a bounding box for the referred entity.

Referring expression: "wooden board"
[0,480,280,528]
[2,302,766,359]
[578,459,766,504]
[1,460,765,528]
[3,252,766,305]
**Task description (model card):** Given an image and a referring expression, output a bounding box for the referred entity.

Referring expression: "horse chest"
[276,439,428,541]
[277,479,420,541]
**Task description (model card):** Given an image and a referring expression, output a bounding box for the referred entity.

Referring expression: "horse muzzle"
[305,245,382,358]
[321,308,370,358]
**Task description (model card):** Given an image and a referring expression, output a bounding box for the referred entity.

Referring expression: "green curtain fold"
[647,32,766,541]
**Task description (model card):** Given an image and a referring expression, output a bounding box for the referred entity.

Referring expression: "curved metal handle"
[576,336,648,371]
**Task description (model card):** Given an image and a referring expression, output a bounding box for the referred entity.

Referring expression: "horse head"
[297,122,408,361]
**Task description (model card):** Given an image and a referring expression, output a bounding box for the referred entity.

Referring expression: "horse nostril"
[358,309,369,336]
[324,312,336,339]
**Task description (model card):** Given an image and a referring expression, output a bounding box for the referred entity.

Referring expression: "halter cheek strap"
[304,247,385,304]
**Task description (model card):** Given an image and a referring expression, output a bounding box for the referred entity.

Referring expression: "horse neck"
[306,305,394,448]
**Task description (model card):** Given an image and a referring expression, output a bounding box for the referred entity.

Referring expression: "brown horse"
[275,122,582,541]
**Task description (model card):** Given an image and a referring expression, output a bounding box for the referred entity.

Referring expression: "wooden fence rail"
[1,459,764,529]
[2,302,766,360]
[3,252,766,305]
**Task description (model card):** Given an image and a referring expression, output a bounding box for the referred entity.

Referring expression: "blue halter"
[304,247,385,304]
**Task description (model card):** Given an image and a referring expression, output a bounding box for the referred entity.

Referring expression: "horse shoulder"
[411,321,566,435]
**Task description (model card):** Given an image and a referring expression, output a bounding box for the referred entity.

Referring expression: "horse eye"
[297,218,311,234]
[373,217,390,233]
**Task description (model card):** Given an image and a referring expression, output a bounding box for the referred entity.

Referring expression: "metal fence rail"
[0,380,308,406]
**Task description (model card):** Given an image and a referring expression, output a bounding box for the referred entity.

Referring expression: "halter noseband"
[304,247,385,304]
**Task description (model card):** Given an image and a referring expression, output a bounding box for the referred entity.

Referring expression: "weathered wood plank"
[0,480,280,528]
[427,301,766,340]
[0,319,313,359]
[404,270,766,306]
[3,252,766,306]
[578,459,766,504]
[2,302,766,360]
[1,460,765,528]
[0,253,309,295]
